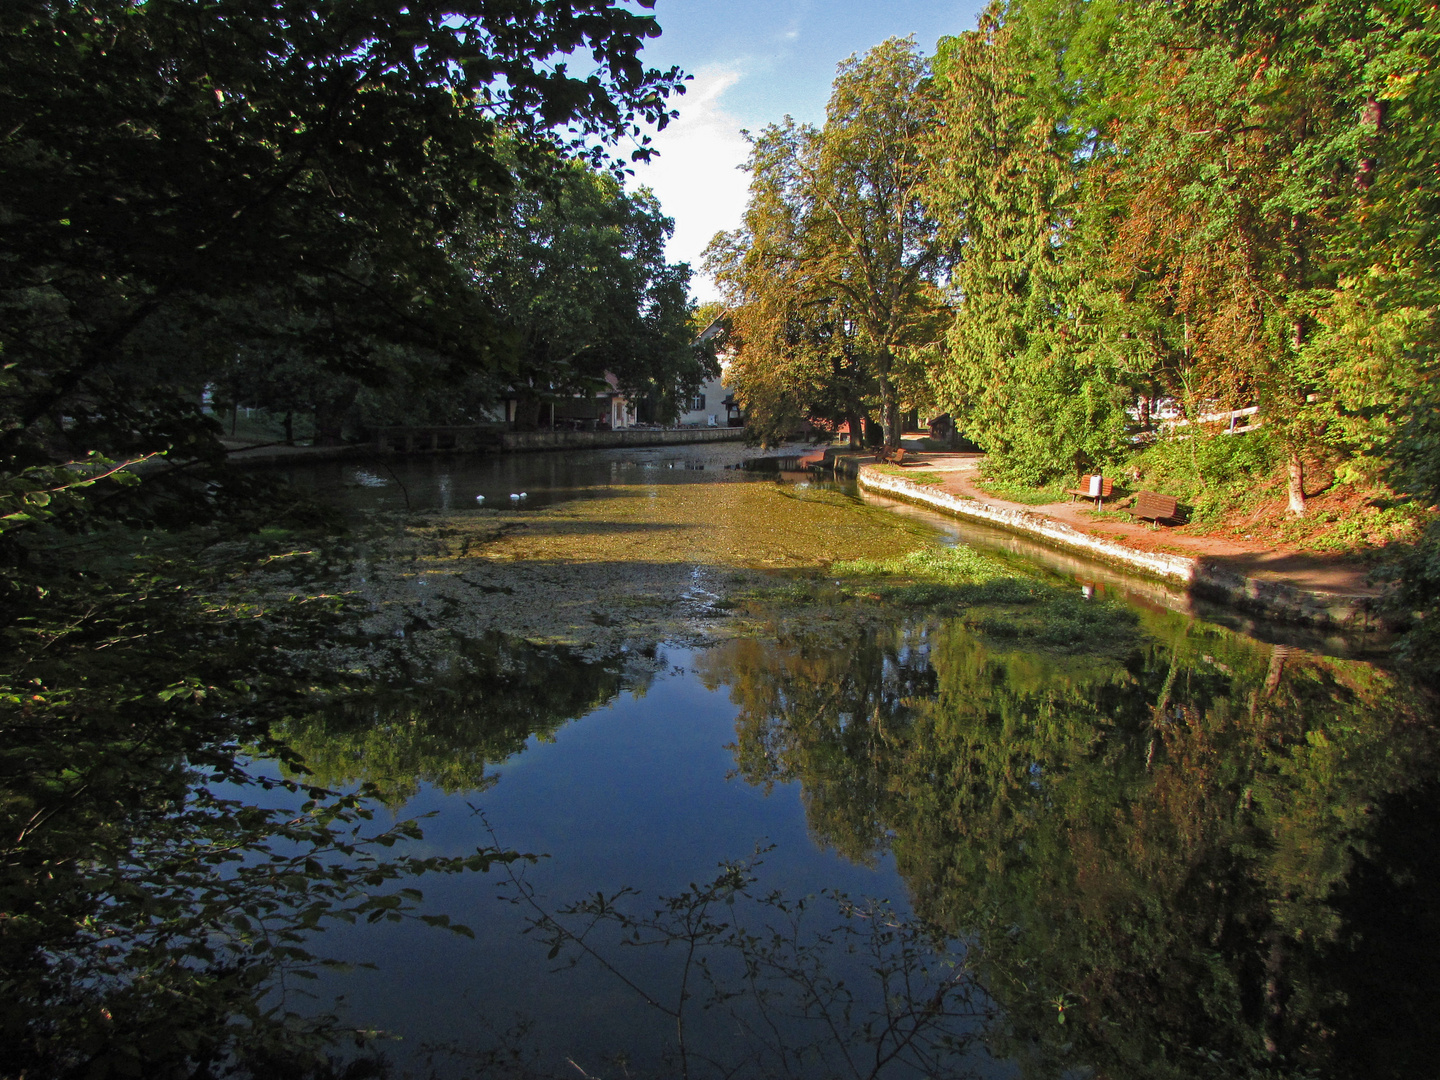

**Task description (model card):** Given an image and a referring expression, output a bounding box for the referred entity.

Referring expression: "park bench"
[876,447,910,465]
[1065,474,1113,509]
[1134,490,1179,524]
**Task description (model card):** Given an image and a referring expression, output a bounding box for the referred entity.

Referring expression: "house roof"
[695,310,730,344]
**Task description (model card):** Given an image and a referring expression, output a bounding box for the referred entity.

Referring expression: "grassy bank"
[981,428,1435,559]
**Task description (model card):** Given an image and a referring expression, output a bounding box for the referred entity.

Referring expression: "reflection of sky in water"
[309,645,977,1075]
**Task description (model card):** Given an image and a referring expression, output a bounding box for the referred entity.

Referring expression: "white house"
[676,315,741,427]
[674,371,742,427]
[602,371,637,429]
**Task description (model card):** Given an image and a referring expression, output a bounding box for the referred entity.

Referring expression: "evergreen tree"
[922,3,1130,483]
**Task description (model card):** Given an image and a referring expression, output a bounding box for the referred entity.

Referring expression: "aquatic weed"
[1028,596,1137,647]
[831,544,1137,652]
[954,577,1043,605]
[886,582,967,607]
[833,544,1017,584]
[883,577,1044,609]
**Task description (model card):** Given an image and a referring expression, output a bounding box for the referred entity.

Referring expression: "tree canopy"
[1,0,689,504]
[711,0,1440,657]
[0,3,705,1073]
[467,160,715,429]
[706,38,946,449]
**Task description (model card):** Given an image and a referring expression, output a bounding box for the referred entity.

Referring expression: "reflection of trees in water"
[490,843,988,1080]
[0,535,523,1077]
[703,626,936,865]
[703,613,1440,1079]
[279,633,637,802]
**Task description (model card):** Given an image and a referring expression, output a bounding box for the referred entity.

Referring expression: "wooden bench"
[876,447,910,465]
[1064,475,1113,509]
[1134,490,1179,524]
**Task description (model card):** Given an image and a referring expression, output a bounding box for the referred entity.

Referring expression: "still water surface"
[281,444,1437,1080]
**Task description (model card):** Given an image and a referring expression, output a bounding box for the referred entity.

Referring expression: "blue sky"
[624,0,988,299]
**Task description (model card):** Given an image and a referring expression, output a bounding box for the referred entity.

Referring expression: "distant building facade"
[674,371,740,427]
[676,314,742,427]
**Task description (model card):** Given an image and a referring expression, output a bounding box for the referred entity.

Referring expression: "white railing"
[1160,405,1259,430]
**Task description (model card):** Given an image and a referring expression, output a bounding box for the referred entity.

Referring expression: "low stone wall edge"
[499,428,747,452]
[855,466,1381,630]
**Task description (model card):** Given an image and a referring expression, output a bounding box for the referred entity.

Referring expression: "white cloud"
[628,65,752,303]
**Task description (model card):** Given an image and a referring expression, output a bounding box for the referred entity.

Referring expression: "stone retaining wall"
[499,427,747,452]
[224,426,748,465]
[856,465,1383,630]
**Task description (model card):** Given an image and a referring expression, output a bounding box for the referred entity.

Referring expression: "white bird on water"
[475,494,485,504]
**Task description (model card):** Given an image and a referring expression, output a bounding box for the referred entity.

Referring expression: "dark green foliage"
[0,521,525,1078]
[0,3,692,1072]
[1,0,687,491]
[1383,522,1440,666]
[465,160,715,429]
[1132,429,1283,522]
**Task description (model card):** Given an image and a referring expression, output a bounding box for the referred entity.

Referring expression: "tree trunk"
[1264,645,1291,698]
[313,383,359,446]
[846,407,863,449]
[512,397,543,431]
[878,376,900,450]
[1287,452,1306,516]
[282,410,293,446]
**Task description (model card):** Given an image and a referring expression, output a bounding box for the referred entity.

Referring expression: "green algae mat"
[343,475,1136,662]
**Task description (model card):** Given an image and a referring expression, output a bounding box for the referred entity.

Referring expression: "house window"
[689,393,707,412]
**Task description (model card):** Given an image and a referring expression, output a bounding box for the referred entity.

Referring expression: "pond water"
[274,443,1437,1080]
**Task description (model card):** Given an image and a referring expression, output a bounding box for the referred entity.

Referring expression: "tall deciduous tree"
[467,161,712,429]
[920,1,1133,484]
[709,38,946,451]
[0,0,686,514]
[705,124,875,447]
[1077,0,1358,514]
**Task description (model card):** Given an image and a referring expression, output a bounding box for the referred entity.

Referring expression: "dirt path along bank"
[847,448,1385,631]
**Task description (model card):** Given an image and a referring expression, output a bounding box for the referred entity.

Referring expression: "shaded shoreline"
[216,425,747,466]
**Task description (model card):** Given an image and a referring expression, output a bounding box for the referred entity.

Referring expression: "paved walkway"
[874,445,1378,599]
